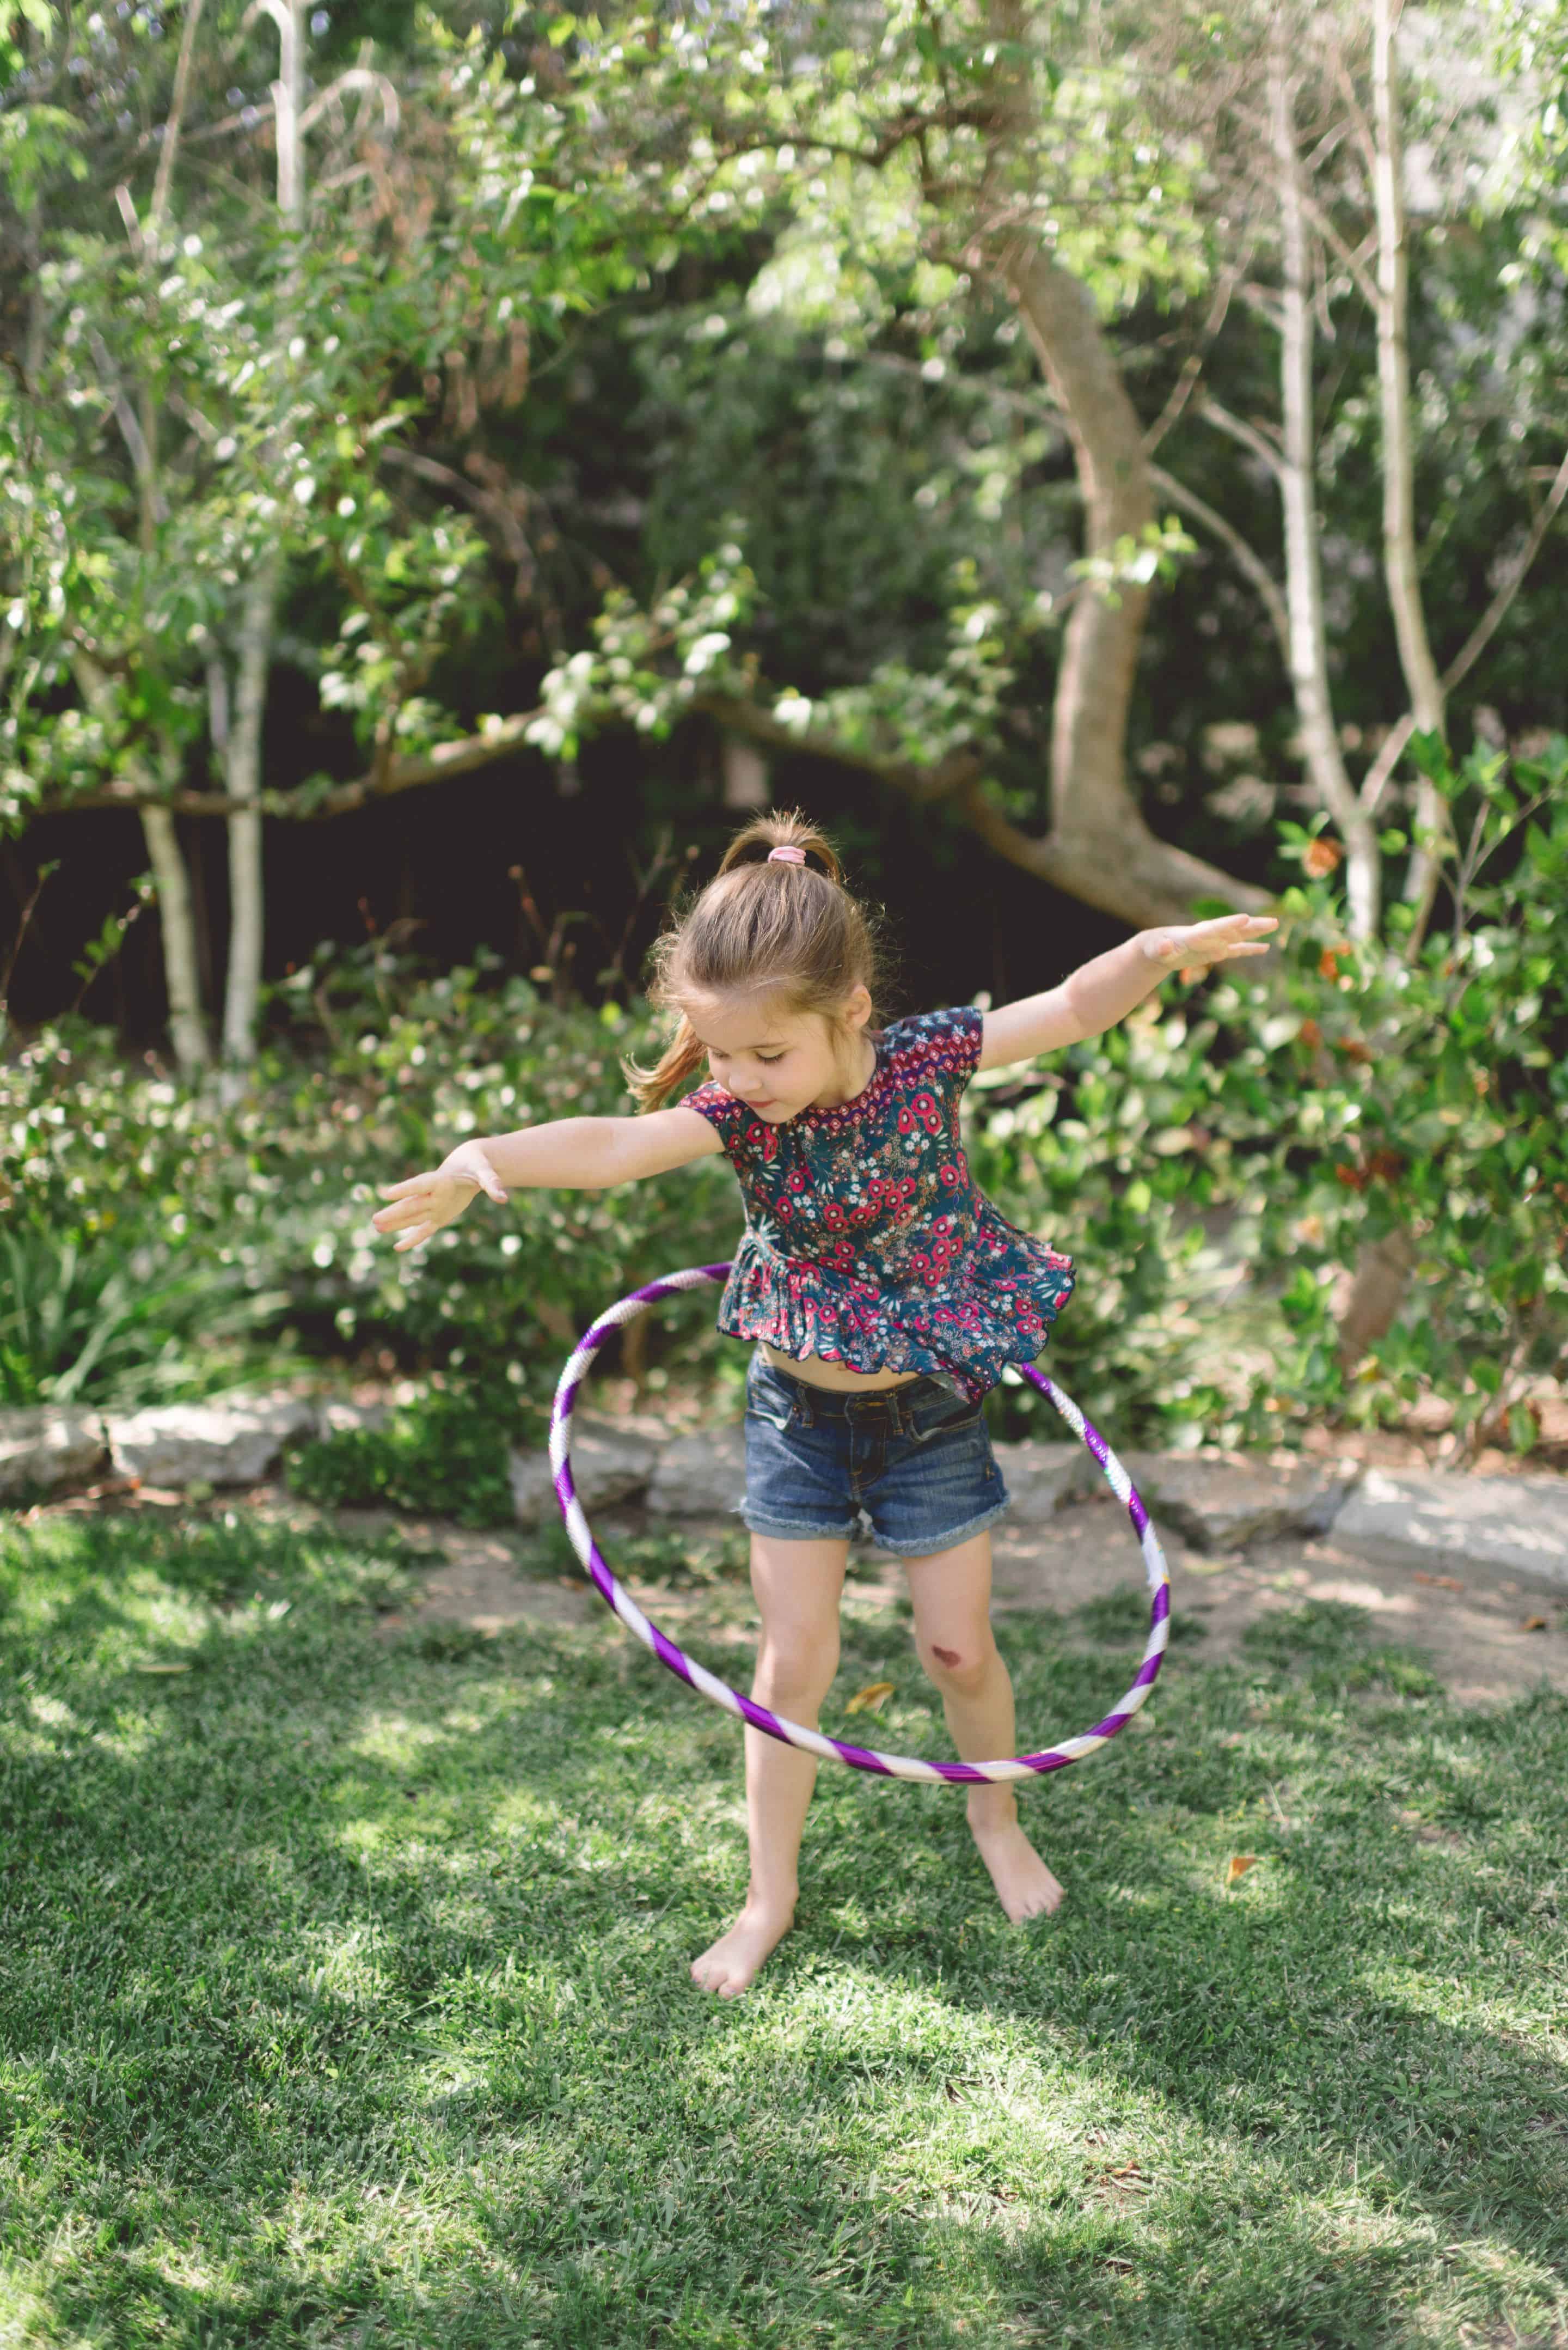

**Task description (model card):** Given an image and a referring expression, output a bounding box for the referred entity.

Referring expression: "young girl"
[373,814,1274,1996]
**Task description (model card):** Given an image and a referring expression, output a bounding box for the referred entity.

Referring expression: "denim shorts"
[739,1350,1012,1557]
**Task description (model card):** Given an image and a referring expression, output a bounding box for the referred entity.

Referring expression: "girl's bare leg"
[903,1530,1064,1923]
[690,1530,848,1997]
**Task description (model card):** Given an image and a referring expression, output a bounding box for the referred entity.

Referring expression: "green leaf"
[1406,729,1454,789]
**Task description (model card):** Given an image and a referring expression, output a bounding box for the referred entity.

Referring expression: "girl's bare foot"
[968,1812,1064,1924]
[690,1899,795,1997]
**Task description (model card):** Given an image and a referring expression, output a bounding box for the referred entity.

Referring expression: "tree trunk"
[1270,46,1381,940]
[140,800,211,1074]
[997,242,1271,926]
[216,0,304,1071]
[221,555,278,1067]
[1371,0,1447,933]
[1328,1,1441,1375]
[1336,1226,1417,1375]
[70,649,210,1072]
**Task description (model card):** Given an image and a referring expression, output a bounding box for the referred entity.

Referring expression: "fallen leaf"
[1413,1572,1463,1591]
[1522,1616,1550,1633]
[845,1680,895,1717]
[1181,1554,1236,1578]
[1226,1854,1259,1887]
[134,1662,191,1675]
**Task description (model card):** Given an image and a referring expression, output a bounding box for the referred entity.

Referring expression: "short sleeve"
[879,1004,983,1107]
[681,1079,753,1167]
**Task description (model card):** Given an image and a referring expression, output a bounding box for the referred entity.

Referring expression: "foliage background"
[3,0,1568,1478]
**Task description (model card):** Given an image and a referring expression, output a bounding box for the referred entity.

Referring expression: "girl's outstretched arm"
[978,913,1277,1072]
[371,1106,722,1253]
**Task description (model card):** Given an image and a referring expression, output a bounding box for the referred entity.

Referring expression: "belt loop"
[796,1380,816,1429]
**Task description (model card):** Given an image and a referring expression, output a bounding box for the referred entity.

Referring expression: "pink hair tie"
[767,845,807,865]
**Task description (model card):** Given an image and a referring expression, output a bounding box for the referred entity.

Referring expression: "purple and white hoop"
[549,1263,1171,1782]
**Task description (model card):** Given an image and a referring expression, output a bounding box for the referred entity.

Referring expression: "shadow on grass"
[2,1512,1565,2349]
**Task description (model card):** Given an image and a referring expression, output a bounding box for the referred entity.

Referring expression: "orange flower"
[1318,948,1340,980]
[1303,837,1343,878]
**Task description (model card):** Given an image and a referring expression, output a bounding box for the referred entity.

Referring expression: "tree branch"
[1199,395,1287,483]
[1141,261,1245,457]
[1441,443,1568,698]
[25,681,1268,927]
[955,779,1273,925]
[695,695,984,804]
[1360,443,1568,816]
[149,0,207,233]
[1295,186,1380,311]
[26,710,546,821]
[1147,463,1290,661]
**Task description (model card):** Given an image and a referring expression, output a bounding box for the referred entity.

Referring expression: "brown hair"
[626,810,890,1112]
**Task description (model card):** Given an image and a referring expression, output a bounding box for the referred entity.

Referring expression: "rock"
[0,1407,107,1501]
[1333,1469,1568,1591]
[646,1425,748,1519]
[992,1439,1099,1521]
[511,1415,659,1529]
[1118,1451,1361,1551]
[314,1397,391,1439]
[107,1394,316,1488]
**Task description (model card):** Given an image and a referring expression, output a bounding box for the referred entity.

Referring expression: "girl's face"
[688,986,873,1122]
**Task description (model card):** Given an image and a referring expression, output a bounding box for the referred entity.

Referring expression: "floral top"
[683,1004,1074,1401]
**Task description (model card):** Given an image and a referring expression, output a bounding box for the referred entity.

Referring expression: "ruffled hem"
[714,1219,1075,1402]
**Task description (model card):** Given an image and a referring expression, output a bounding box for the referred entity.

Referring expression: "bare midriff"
[762,1344,921,1392]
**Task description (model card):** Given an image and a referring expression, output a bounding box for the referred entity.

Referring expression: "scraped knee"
[917,1635,993,1698]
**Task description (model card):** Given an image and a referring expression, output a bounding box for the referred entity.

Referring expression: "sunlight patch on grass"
[348,1710,457,1767]
[296,1921,387,2002]
[1355,1960,1565,2042]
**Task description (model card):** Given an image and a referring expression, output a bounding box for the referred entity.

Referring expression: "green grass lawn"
[2,1506,1565,2350]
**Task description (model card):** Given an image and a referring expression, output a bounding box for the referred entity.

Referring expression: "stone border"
[0,1393,387,1501]
[5,1395,1566,1591]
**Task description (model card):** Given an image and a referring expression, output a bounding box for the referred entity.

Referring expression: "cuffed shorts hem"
[867,1496,1012,1558]
[732,1494,1012,1556]
[734,1503,859,1543]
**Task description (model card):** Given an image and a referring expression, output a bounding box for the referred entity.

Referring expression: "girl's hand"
[1141,913,1278,972]
[372,1143,509,1254]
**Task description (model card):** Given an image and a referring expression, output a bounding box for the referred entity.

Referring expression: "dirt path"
[395,1493,1568,1706]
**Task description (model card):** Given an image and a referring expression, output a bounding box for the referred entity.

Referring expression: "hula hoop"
[549,1264,1171,1783]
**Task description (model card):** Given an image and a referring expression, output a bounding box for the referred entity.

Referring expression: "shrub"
[972,735,1568,1454]
[285,1389,519,1528]
[5,746,1564,1472]
[1,954,737,1415]
[0,1218,289,1407]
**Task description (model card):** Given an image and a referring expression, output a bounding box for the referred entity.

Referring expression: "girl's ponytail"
[715,812,843,885]
[625,1011,707,1116]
